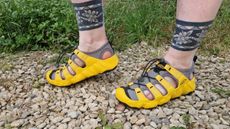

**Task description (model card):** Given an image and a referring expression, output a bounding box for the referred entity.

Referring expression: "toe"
[164,76,177,88]
[143,90,154,100]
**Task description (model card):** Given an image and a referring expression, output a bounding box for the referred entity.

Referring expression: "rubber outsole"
[117,90,195,109]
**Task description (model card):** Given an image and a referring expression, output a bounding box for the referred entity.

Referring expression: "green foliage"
[170,127,186,129]
[0,0,230,54]
[96,111,123,129]
[0,0,78,52]
[170,114,194,129]
[182,114,191,127]
[4,124,12,129]
[211,87,230,97]
[105,0,176,50]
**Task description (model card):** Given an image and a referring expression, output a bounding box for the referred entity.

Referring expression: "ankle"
[164,56,192,69]
[78,27,108,52]
[164,47,196,69]
[78,40,108,52]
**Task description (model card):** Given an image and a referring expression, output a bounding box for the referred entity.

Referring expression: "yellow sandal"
[115,57,197,109]
[46,48,119,87]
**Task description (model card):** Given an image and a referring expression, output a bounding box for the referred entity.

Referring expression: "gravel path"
[0,42,230,129]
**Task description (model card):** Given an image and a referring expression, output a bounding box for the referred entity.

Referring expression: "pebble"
[51,117,63,124]
[143,126,152,129]
[0,121,5,127]
[11,119,24,127]
[161,125,169,129]
[141,110,150,115]
[57,123,67,129]
[130,116,138,124]
[79,106,88,112]
[37,123,46,129]
[1,44,230,129]
[162,108,173,116]
[150,122,157,128]
[67,111,80,119]
[107,108,115,113]
[116,103,125,112]
[62,118,71,123]
[136,118,145,125]
[211,124,222,129]
[227,101,230,108]
[123,122,131,129]
[220,117,229,125]
[195,91,205,100]
[157,108,166,118]
[68,120,76,128]
[132,125,140,129]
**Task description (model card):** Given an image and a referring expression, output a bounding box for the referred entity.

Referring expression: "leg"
[146,0,223,99]
[164,0,223,69]
[66,0,112,69]
[71,0,108,52]
[46,0,118,86]
[115,0,223,108]
[162,0,222,96]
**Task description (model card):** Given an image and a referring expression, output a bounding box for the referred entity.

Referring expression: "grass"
[170,113,196,129]
[211,87,230,97]
[0,0,230,55]
[0,0,77,52]
[96,111,123,129]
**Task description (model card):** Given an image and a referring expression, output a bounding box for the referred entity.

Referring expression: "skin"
[63,0,223,100]
[65,0,111,75]
[71,0,108,52]
[145,0,223,100]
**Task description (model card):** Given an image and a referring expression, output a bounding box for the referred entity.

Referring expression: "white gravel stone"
[67,111,80,119]
[51,117,63,124]
[62,118,71,123]
[132,125,140,129]
[1,44,230,129]
[150,122,157,128]
[37,123,46,129]
[162,108,173,116]
[157,108,166,118]
[10,119,24,127]
[57,123,67,129]
[123,122,131,129]
[130,116,138,124]
[135,118,145,125]
[107,108,115,113]
[195,91,205,100]
[0,121,5,127]
[68,120,76,128]
[143,126,152,129]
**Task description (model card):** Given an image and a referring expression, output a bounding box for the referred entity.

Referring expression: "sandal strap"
[54,69,64,81]
[135,88,149,101]
[68,59,82,73]
[74,50,91,66]
[55,49,103,81]
[155,75,175,92]
[61,66,75,80]
[164,64,189,86]
[146,83,163,99]
[62,50,89,78]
